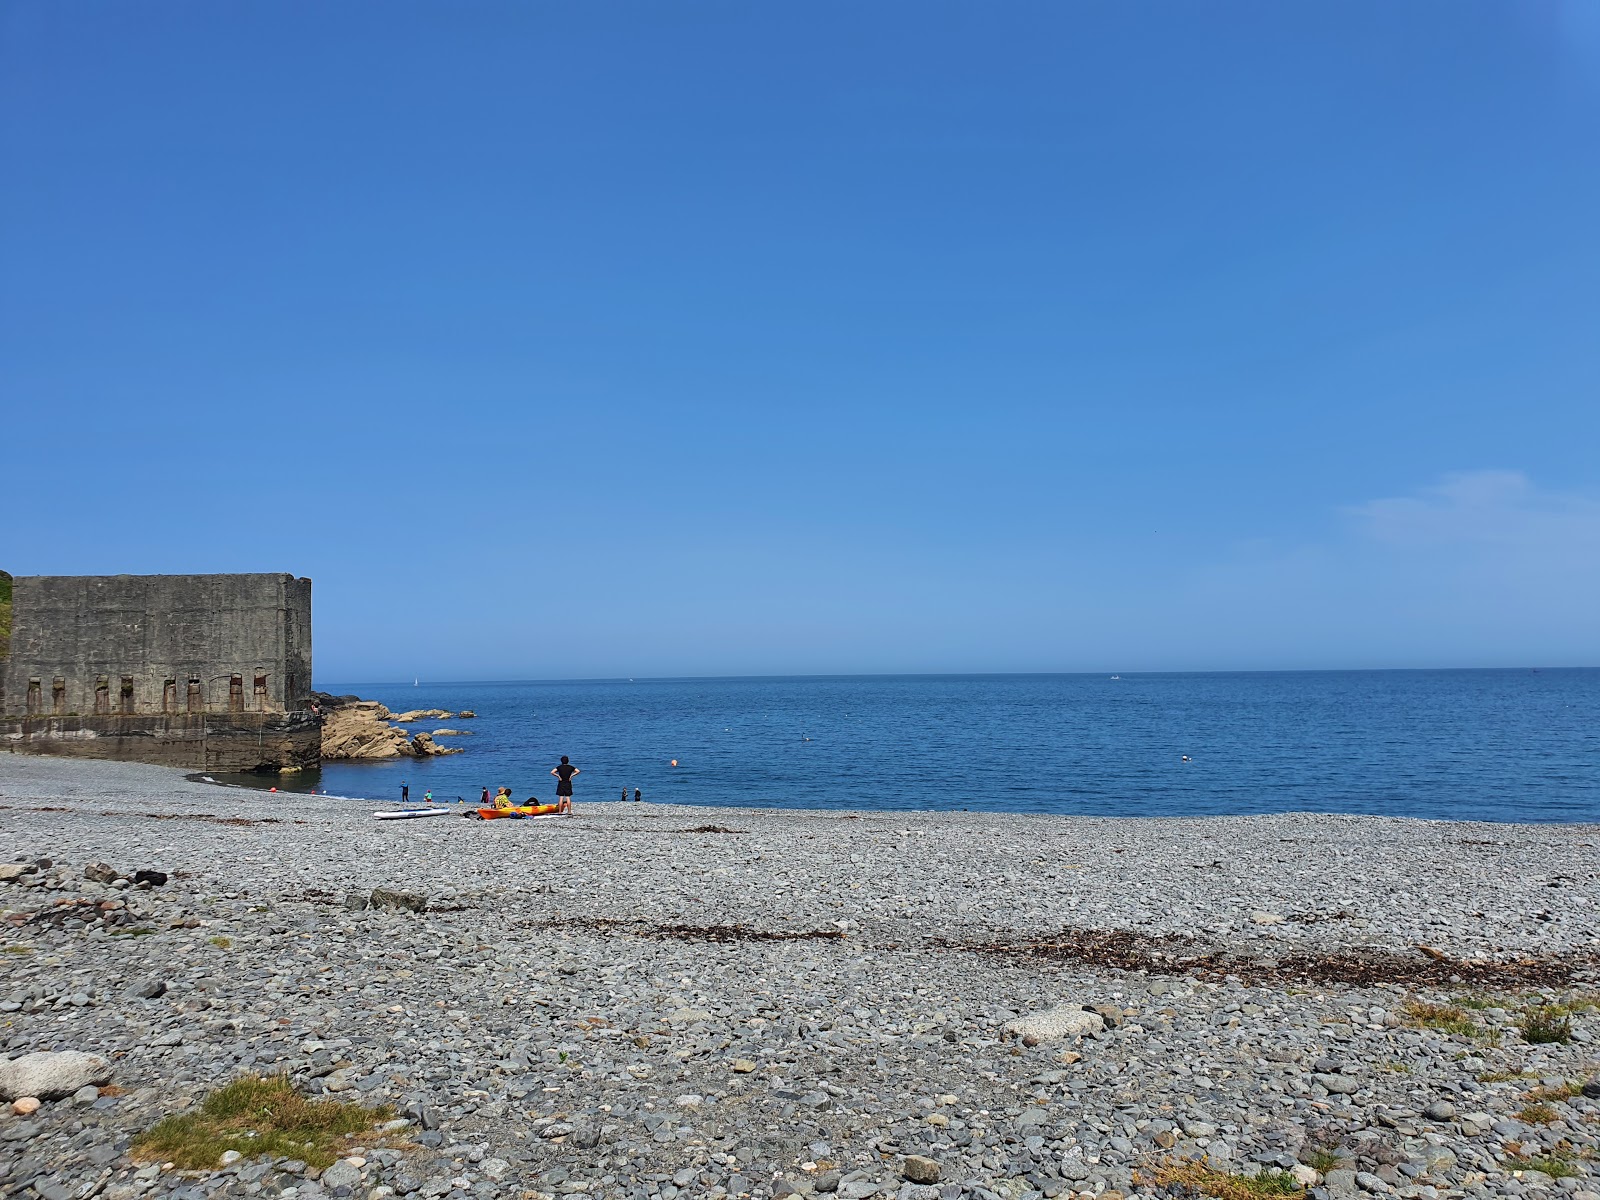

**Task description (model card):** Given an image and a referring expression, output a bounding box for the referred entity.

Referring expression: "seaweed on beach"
[933,926,1589,989]
[537,916,845,944]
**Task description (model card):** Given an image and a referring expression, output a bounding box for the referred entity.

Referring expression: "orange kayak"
[470,803,569,820]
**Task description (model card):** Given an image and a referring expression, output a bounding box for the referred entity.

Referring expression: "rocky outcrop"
[313,694,463,760]
[430,728,471,737]
[391,708,453,723]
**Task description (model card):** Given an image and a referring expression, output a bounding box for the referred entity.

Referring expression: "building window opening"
[186,678,202,713]
[229,673,244,712]
[52,678,66,715]
[94,676,110,714]
[120,676,135,713]
[254,671,268,710]
[163,679,177,713]
[26,678,42,715]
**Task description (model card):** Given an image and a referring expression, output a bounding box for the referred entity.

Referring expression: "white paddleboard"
[373,808,455,821]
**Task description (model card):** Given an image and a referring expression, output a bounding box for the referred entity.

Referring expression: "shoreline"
[189,765,1600,830]
[1,754,1597,1200]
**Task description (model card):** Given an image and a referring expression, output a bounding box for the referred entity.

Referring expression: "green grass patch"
[1516,1102,1559,1125]
[1503,1154,1581,1179]
[131,1073,392,1170]
[1527,1081,1583,1102]
[1300,1149,1342,1174]
[1404,1000,1482,1038]
[111,927,156,937]
[209,936,232,949]
[1153,1162,1304,1200]
[1520,1007,1573,1045]
[3,944,32,954]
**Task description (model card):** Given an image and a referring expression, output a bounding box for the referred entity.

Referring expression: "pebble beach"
[2,756,1598,1200]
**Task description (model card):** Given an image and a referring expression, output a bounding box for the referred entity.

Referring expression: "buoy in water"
[670,759,678,767]
[270,787,277,792]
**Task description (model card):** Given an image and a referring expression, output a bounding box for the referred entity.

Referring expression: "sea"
[225,669,1600,824]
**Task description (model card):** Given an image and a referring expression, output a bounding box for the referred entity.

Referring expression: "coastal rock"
[0,864,29,882]
[317,693,462,759]
[1003,1005,1105,1046]
[0,1051,112,1101]
[319,697,413,760]
[83,861,118,884]
[392,708,452,722]
[430,728,471,737]
[457,710,477,718]
[410,732,462,757]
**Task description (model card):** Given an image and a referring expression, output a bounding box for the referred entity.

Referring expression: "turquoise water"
[247,670,1600,823]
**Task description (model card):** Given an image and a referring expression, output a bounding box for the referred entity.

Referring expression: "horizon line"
[317,664,1596,688]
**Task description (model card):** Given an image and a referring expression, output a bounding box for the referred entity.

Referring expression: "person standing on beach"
[551,756,579,805]
[481,786,490,806]
[401,781,409,803]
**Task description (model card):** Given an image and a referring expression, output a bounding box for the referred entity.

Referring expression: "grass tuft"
[1526,1081,1582,1102]
[1516,1103,1559,1126]
[131,1073,392,1170]
[1520,1007,1573,1045]
[1502,1154,1581,1179]
[1477,1069,1538,1083]
[209,936,232,949]
[1152,1161,1305,1200]
[1404,1000,1481,1038]
[3,944,32,954]
[1300,1149,1341,1174]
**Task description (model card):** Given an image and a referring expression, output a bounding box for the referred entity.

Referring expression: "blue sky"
[3,2,1598,679]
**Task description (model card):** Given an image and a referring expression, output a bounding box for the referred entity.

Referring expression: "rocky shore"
[313,695,472,761]
[1,755,1597,1200]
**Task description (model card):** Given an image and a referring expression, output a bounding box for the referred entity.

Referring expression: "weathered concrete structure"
[0,573,319,772]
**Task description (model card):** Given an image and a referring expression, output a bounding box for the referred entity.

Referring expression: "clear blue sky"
[4,2,1598,679]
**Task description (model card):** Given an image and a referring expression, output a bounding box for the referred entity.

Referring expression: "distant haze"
[3,5,1597,678]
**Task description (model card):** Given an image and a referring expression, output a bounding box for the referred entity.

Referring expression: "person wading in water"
[551,756,579,806]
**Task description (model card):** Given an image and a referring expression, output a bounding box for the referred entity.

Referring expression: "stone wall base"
[0,712,322,773]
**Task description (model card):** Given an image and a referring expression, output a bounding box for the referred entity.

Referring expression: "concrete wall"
[0,573,317,771]
[0,573,312,718]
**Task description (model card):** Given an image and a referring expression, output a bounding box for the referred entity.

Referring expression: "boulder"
[370,888,428,913]
[0,1052,112,1101]
[0,864,28,882]
[457,710,477,718]
[1002,1005,1105,1046]
[410,732,462,757]
[430,728,471,737]
[903,1155,941,1184]
[391,708,452,722]
[132,869,168,887]
[83,862,119,884]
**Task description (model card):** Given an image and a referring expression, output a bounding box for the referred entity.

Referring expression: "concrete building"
[0,572,320,771]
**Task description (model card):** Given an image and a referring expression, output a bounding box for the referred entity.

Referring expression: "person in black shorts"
[551,756,579,804]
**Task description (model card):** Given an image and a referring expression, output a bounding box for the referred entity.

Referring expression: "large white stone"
[0,1051,112,1101]
[1002,1005,1105,1046]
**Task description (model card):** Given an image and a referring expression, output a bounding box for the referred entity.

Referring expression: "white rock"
[1292,1165,1322,1187]
[1250,910,1286,925]
[1002,1005,1105,1046]
[0,1051,112,1101]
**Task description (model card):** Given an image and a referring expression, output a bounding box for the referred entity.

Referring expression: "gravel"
[1,754,1598,1200]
